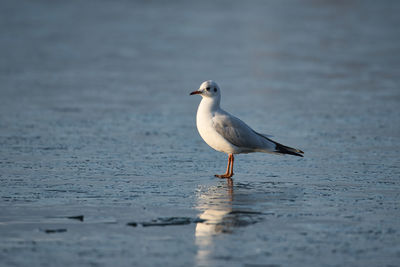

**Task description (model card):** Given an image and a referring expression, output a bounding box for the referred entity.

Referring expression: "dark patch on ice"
[43,229,67,234]
[67,215,84,221]
[39,146,68,151]
[211,210,266,233]
[142,217,191,227]
[192,218,207,223]
[127,222,137,227]
[224,212,264,228]
[137,217,206,227]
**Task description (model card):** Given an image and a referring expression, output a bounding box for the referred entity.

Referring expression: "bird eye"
[206,87,210,91]
[214,88,217,92]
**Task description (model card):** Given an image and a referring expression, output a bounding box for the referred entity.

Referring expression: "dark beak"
[190,90,202,95]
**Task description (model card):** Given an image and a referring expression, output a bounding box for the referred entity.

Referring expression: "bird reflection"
[195,179,233,265]
[195,179,265,266]
[195,179,264,265]
[195,179,234,235]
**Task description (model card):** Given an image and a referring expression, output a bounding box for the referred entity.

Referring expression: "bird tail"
[254,131,304,157]
[274,142,304,157]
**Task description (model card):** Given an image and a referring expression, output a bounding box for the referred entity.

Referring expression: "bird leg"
[229,154,234,177]
[215,154,234,178]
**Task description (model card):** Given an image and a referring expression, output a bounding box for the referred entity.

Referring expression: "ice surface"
[1,0,400,266]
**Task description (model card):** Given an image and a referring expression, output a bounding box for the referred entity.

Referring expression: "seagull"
[190,80,304,178]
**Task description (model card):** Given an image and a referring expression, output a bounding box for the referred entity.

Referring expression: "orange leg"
[215,154,234,178]
[229,154,234,177]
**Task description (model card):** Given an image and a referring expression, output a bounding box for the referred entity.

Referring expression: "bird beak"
[190,90,202,95]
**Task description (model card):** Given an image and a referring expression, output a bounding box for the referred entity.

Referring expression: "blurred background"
[1,0,399,266]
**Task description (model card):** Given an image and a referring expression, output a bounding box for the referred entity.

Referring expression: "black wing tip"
[253,130,304,157]
[281,150,304,157]
[275,143,304,157]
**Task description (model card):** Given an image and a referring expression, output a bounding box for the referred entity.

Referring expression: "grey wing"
[212,112,273,150]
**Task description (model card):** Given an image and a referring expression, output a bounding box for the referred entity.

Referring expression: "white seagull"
[190,80,304,178]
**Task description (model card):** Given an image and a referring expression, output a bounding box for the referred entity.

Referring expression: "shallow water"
[1,0,400,266]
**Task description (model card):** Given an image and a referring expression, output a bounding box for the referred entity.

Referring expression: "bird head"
[190,80,221,99]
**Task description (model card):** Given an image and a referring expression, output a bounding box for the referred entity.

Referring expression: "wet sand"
[1,0,400,266]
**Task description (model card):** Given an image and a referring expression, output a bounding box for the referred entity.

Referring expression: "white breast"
[196,98,239,154]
